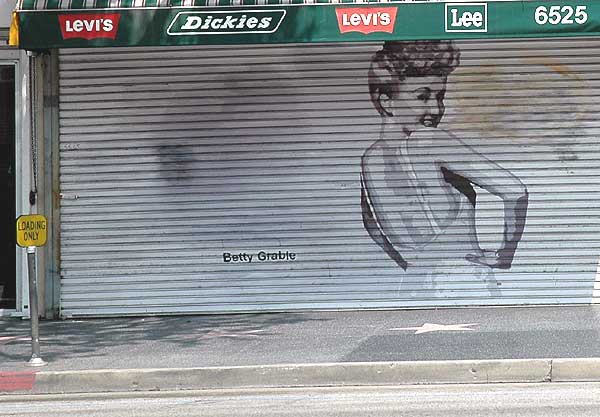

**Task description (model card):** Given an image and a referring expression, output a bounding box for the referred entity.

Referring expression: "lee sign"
[445,3,488,33]
[16,214,48,247]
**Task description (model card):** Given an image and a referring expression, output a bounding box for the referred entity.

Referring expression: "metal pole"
[26,246,47,367]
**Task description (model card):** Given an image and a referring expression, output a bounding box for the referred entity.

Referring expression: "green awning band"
[13,0,600,49]
[16,0,409,10]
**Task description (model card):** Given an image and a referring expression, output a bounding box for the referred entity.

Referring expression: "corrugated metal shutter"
[58,39,600,317]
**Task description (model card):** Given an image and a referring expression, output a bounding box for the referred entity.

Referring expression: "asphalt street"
[2,383,600,417]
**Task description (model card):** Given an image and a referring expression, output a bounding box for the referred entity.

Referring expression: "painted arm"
[466,192,528,269]
[414,128,529,269]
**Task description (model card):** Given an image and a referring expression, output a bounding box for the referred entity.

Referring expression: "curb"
[2,358,600,395]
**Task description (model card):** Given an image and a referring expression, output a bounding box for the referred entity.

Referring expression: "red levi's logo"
[58,14,121,40]
[335,7,397,34]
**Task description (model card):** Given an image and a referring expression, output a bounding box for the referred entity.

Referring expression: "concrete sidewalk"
[1,306,600,394]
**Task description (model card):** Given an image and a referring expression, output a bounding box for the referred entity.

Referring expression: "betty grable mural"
[360,40,529,293]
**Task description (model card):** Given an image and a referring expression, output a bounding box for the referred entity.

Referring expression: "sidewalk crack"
[546,359,553,382]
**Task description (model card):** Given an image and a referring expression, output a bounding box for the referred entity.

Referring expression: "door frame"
[0,48,31,317]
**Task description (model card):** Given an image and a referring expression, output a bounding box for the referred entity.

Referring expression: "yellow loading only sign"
[16,214,47,247]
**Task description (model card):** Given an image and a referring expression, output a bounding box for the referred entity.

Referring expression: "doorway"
[0,64,15,309]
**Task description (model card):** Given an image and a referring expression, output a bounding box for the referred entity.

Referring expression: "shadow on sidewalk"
[0,313,326,363]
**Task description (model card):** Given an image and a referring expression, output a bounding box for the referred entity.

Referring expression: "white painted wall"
[0,0,14,29]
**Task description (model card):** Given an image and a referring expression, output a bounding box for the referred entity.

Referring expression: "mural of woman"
[360,40,529,294]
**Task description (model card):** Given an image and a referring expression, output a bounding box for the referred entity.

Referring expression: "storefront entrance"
[11,0,600,316]
[0,64,15,309]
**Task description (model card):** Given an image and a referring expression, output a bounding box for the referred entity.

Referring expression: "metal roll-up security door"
[58,39,600,317]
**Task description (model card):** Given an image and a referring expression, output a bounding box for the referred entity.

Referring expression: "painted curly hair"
[369,41,460,116]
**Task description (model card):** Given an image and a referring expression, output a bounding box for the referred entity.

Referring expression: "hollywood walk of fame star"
[0,335,29,345]
[389,323,479,334]
[198,329,266,340]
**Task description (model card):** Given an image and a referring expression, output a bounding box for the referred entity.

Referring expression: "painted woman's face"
[390,75,447,136]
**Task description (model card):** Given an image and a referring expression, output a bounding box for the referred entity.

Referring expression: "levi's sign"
[335,8,397,34]
[445,3,488,33]
[58,13,120,40]
[167,10,286,35]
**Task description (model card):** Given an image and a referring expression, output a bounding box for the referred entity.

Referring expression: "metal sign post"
[26,246,46,367]
[16,214,48,367]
